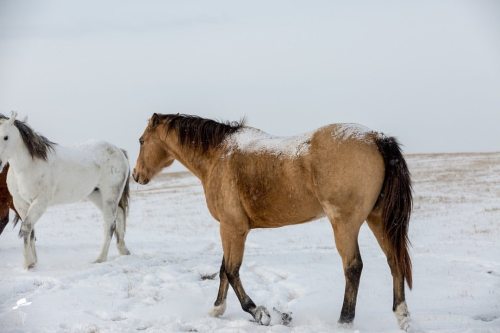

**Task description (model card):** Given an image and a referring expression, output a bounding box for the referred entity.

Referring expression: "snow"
[331,123,373,142]
[226,127,312,157]
[1,153,500,333]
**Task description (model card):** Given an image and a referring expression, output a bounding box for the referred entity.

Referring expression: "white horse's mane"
[0,113,56,160]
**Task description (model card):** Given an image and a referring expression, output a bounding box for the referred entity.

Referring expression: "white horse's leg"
[19,198,47,269]
[21,225,36,269]
[88,190,116,263]
[115,206,130,255]
[94,204,116,263]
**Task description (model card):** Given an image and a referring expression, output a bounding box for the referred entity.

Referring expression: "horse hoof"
[254,306,271,326]
[337,321,353,329]
[209,302,226,317]
[395,302,411,331]
[93,258,106,264]
[25,262,36,270]
[120,248,131,255]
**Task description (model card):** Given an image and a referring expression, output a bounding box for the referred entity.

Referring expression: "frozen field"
[0,153,499,333]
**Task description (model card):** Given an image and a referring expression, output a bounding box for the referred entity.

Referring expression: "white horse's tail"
[119,149,130,230]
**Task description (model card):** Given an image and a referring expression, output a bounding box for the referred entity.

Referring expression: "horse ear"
[7,111,18,125]
[150,113,161,128]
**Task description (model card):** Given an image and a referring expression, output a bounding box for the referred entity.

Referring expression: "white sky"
[1,0,499,167]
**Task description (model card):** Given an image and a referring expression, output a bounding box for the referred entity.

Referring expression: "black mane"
[159,114,244,153]
[0,114,56,160]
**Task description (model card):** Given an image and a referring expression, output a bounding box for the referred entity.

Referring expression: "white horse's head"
[0,111,20,171]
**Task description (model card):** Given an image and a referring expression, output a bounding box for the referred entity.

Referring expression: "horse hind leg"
[325,207,365,326]
[95,204,115,263]
[367,210,410,330]
[115,206,130,255]
[88,190,116,263]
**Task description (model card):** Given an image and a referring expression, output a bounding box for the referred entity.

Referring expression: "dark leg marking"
[339,256,363,324]
[225,266,257,315]
[214,258,229,307]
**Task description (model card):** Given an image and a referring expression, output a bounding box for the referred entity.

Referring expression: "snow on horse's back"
[0,112,131,269]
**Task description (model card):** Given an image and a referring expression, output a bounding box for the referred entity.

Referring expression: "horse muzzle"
[132,168,149,185]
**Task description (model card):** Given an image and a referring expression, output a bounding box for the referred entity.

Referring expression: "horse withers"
[133,114,413,330]
[0,112,131,269]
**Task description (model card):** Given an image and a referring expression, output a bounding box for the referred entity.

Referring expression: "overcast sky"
[0,0,499,169]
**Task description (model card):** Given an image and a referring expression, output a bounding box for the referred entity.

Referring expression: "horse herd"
[0,112,413,330]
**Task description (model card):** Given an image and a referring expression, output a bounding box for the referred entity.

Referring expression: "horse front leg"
[18,198,47,269]
[219,225,271,325]
[209,257,229,317]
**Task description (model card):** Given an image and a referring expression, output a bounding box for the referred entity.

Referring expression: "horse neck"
[163,135,220,181]
[7,139,37,174]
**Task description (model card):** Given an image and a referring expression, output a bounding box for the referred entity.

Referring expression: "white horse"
[0,112,131,269]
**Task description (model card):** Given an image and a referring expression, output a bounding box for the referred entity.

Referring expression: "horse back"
[13,142,129,206]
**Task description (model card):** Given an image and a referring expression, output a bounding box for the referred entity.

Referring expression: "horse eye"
[139,138,144,145]
[3,136,7,141]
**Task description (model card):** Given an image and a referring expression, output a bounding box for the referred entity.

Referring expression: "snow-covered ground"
[0,153,499,333]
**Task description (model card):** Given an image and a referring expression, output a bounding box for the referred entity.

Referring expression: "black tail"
[375,136,413,289]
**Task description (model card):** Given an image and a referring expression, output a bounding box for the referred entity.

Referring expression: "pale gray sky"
[1,0,499,167]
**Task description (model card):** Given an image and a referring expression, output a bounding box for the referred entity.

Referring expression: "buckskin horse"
[133,113,413,330]
[0,112,131,269]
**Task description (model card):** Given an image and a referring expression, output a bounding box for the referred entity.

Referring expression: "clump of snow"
[226,127,312,157]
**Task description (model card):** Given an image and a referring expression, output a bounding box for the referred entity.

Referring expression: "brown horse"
[0,164,19,235]
[0,164,19,236]
[133,114,413,330]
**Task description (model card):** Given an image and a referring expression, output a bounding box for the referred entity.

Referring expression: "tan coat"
[133,114,412,329]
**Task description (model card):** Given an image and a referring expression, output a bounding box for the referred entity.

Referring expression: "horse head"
[0,112,19,171]
[133,113,175,185]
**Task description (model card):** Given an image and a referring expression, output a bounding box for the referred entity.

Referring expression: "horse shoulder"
[202,156,248,225]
